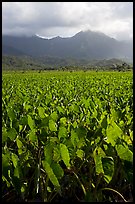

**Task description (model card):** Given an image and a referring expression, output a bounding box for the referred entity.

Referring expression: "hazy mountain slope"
[2,30,133,61]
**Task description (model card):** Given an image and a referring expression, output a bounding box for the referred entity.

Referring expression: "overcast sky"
[2,2,133,41]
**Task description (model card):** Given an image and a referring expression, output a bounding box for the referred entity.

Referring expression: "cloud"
[2,2,133,40]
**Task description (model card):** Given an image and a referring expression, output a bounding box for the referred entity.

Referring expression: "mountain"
[2,30,133,62]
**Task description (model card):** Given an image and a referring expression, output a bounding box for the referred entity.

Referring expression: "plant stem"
[100,187,127,202]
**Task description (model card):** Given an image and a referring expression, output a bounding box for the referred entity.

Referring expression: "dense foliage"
[2,55,132,71]
[2,71,133,202]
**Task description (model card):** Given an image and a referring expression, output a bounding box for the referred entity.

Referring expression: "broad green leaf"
[7,108,15,121]
[2,127,8,143]
[16,138,23,148]
[49,120,57,132]
[7,128,17,140]
[53,146,61,162]
[71,129,79,148]
[19,116,28,125]
[76,127,87,139]
[38,106,45,118]
[60,117,67,126]
[51,162,64,179]
[28,129,37,143]
[12,153,19,168]
[73,121,77,128]
[60,143,70,168]
[93,148,104,175]
[76,149,84,160]
[58,126,67,140]
[44,142,54,164]
[94,155,104,175]
[14,166,20,178]
[106,120,122,146]
[2,154,10,177]
[102,157,114,183]
[115,144,133,163]
[50,111,58,121]
[42,160,60,188]
[28,115,35,130]
[101,115,107,129]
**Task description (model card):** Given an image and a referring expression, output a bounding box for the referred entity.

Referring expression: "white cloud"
[2,2,133,40]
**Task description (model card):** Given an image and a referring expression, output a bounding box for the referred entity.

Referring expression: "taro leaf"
[7,128,17,140]
[74,104,80,113]
[76,127,87,139]
[19,116,28,125]
[49,120,57,132]
[28,129,37,143]
[14,165,22,178]
[38,106,45,118]
[93,148,105,175]
[2,154,10,178]
[102,157,114,183]
[44,142,54,165]
[60,117,67,126]
[73,121,77,128]
[60,143,70,168]
[2,127,8,143]
[76,149,84,160]
[42,160,60,188]
[101,115,107,129]
[7,108,15,121]
[50,111,58,121]
[106,121,122,146]
[16,138,23,149]
[51,162,64,179]
[58,126,67,140]
[53,146,61,162]
[71,129,79,148]
[28,115,35,130]
[115,144,133,163]
[94,155,104,175]
[12,153,19,168]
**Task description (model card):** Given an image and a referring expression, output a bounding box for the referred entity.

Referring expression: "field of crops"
[2,71,133,202]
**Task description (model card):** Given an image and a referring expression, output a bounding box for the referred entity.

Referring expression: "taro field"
[2,70,133,202]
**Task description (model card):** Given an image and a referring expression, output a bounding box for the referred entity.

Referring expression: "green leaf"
[28,115,35,130]
[2,154,10,177]
[19,116,28,125]
[60,143,70,168]
[101,115,107,129]
[49,120,57,132]
[60,117,67,126]
[42,160,60,188]
[106,120,122,146]
[38,106,45,118]
[71,129,79,148]
[115,144,133,163]
[7,128,17,140]
[102,157,114,183]
[7,108,15,121]
[50,111,58,121]
[16,138,23,148]
[12,153,19,168]
[53,146,61,162]
[44,142,54,165]
[2,127,8,143]
[94,155,104,175]
[76,149,84,160]
[51,162,64,179]
[28,129,37,143]
[93,148,105,175]
[58,126,67,140]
